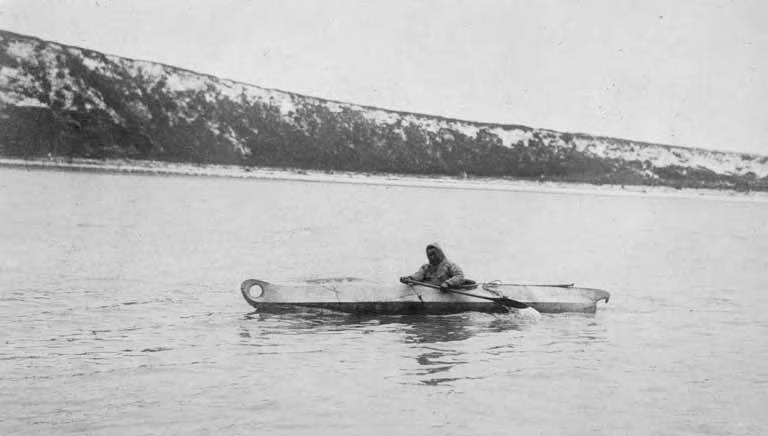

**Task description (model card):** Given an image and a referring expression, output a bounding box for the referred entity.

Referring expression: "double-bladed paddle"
[405,279,529,309]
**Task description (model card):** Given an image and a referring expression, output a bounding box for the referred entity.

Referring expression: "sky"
[0,0,766,155]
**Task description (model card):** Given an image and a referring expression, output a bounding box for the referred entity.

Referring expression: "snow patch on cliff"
[324,101,346,113]
[361,111,485,140]
[449,121,480,139]
[124,60,167,86]
[274,94,295,116]
[0,65,46,105]
[360,109,400,125]
[208,121,250,157]
[165,71,209,93]
[0,66,29,88]
[573,138,768,177]
[221,83,297,117]
[217,80,247,102]
[16,97,48,107]
[489,127,534,147]
[6,40,35,59]
[0,91,48,108]
[77,52,120,80]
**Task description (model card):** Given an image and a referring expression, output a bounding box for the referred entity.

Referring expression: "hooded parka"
[406,243,465,287]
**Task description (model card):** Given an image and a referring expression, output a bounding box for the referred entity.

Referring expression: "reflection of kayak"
[240,278,610,314]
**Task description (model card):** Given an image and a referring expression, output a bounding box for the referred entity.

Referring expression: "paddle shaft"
[406,280,529,309]
[504,282,574,288]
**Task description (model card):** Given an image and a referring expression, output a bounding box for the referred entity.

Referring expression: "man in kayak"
[399,243,465,290]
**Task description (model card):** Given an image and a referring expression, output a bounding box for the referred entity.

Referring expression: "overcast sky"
[1,0,766,154]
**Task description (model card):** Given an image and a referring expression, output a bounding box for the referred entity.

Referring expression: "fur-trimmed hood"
[426,242,446,263]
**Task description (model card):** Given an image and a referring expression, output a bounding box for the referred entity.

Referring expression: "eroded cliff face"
[1,30,766,190]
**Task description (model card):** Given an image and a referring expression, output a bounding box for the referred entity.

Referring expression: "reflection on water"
[401,314,482,344]
[237,311,539,387]
[239,311,532,345]
[413,347,470,386]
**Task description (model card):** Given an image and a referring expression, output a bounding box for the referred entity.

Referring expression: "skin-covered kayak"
[240,278,610,314]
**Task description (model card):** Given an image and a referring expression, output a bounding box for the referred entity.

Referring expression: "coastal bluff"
[1,29,766,191]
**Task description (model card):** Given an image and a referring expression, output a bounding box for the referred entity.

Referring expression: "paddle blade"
[501,297,529,309]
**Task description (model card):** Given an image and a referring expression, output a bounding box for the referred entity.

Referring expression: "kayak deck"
[240,278,610,314]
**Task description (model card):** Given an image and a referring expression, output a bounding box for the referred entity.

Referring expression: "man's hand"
[399,276,412,284]
[439,282,450,291]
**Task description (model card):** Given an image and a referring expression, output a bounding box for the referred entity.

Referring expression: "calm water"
[1,167,767,435]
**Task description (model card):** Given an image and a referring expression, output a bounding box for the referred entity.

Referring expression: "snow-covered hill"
[1,29,766,190]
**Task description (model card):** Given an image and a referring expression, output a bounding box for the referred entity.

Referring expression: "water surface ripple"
[1,168,767,435]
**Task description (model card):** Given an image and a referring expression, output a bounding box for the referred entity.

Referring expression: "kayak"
[240,278,610,314]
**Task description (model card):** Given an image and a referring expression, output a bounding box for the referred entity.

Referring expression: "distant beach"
[2,156,766,202]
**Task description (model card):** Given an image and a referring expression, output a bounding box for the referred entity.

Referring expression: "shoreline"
[2,156,767,202]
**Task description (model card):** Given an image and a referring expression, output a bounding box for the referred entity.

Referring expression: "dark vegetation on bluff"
[1,30,766,191]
